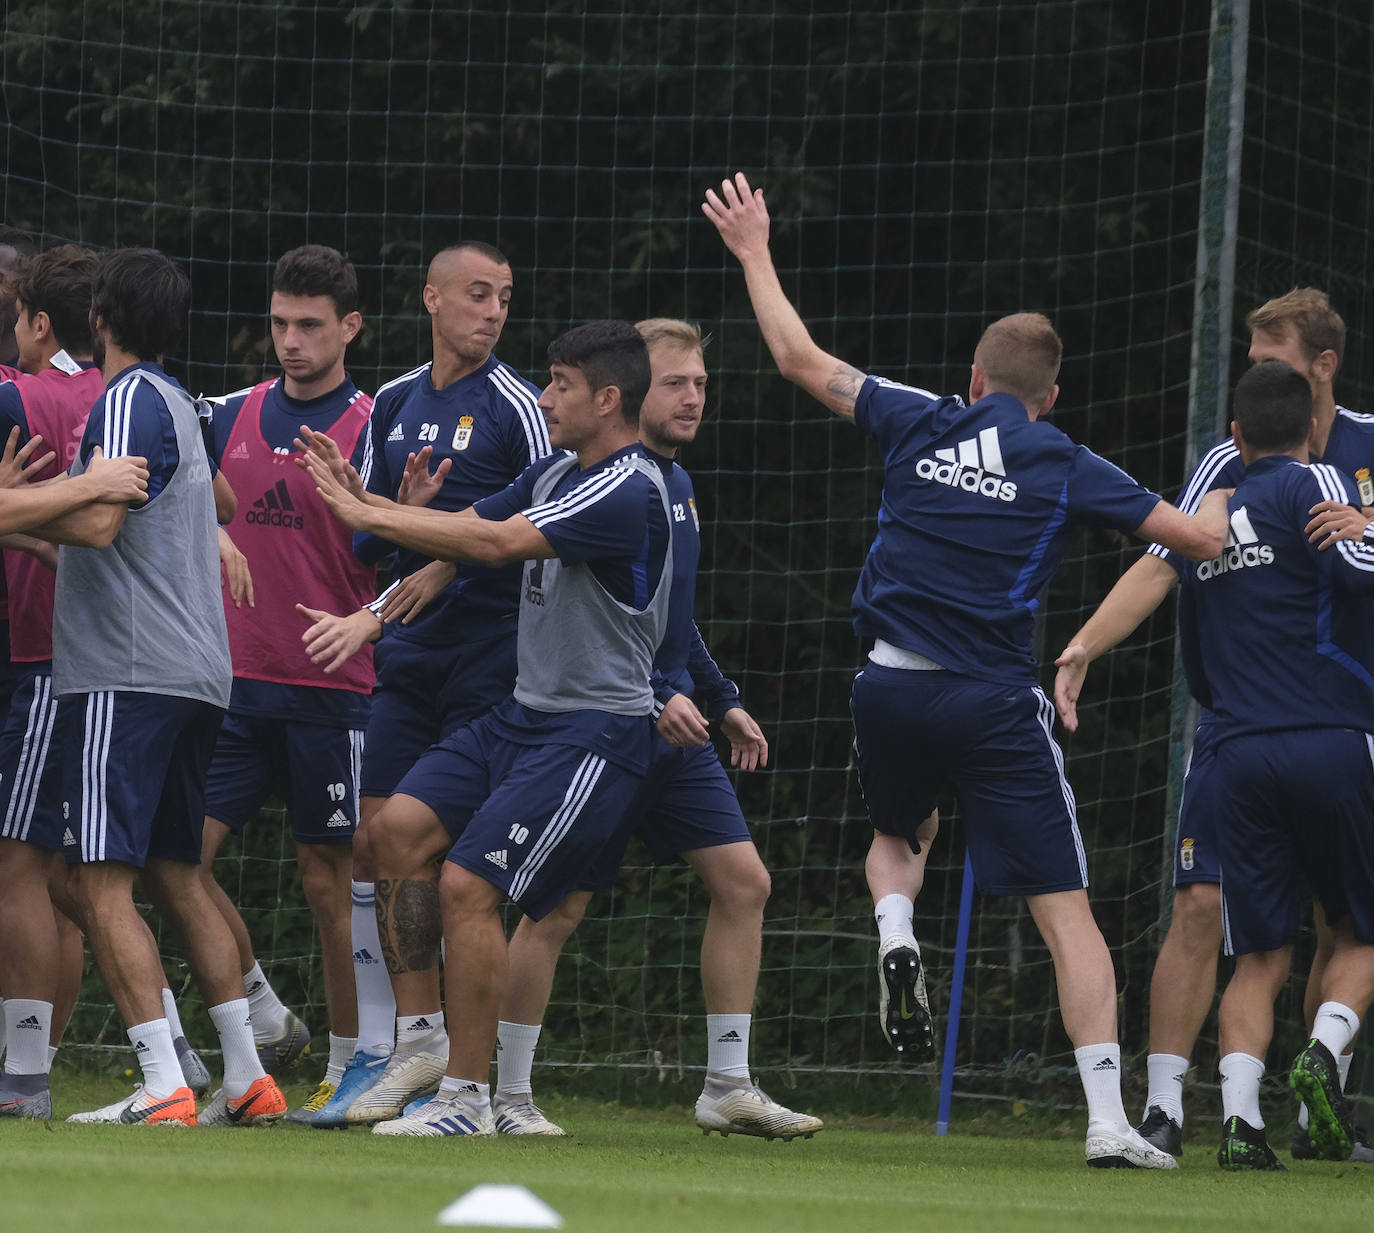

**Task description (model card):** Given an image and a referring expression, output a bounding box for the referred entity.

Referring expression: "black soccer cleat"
[1289,1039,1354,1161]
[1137,1105,1184,1158]
[877,942,934,1059]
[1217,1116,1286,1171]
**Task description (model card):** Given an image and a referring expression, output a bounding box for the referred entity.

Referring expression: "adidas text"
[1196,505,1274,581]
[915,457,1017,502]
[326,809,351,828]
[485,849,509,870]
[1092,1057,1117,1071]
[354,948,378,965]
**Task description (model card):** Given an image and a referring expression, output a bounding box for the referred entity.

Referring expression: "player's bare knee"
[1169,882,1223,950]
[297,842,351,913]
[706,851,770,916]
[438,861,503,923]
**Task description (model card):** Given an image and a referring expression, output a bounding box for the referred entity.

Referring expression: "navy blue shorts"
[395,707,647,921]
[360,629,517,799]
[1174,719,1223,887]
[851,664,1086,897]
[580,734,752,891]
[61,691,225,867]
[0,619,18,718]
[203,712,364,844]
[1216,727,1374,955]
[0,669,76,853]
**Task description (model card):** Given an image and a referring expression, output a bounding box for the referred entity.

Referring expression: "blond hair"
[635,317,711,355]
[1245,287,1344,367]
[972,312,1062,408]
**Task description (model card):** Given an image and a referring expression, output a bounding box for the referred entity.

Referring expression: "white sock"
[326,1032,357,1085]
[160,987,187,1041]
[439,1075,489,1105]
[495,1021,542,1096]
[1298,1102,1310,1130]
[127,1017,183,1099]
[874,894,917,951]
[1143,1052,1189,1126]
[1311,1001,1360,1059]
[243,962,290,1041]
[1074,1043,1128,1131]
[209,998,266,1099]
[396,1011,445,1053]
[706,1014,752,1078]
[1339,1051,1353,1090]
[2,998,53,1076]
[46,1045,58,1073]
[1219,1051,1265,1127]
[352,881,396,1056]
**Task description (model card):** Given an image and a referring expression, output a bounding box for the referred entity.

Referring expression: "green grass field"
[4,1074,1370,1233]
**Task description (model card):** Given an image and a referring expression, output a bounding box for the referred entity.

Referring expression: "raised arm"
[703,172,865,419]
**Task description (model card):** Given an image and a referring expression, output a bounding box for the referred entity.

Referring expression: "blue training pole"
[936,851,975,1135]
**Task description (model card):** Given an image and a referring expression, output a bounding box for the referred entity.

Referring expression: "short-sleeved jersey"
[852,376,1161,685]
[212,376,376,728]
[76,361,183,503]
[1186,455,1374,737]
[358,355,550,646]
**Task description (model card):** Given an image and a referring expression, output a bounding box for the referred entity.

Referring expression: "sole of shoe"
[880,948,934,1059]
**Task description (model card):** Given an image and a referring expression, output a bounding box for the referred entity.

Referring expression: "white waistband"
[868,639,945,671]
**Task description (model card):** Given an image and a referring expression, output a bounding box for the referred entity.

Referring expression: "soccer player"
[1054,287,1374,1159]
[291,241,548,1126]
[1181,360,1374,1169]
[26,247,284,1127]
[196,246,376,1116]
[0,245,124,1117]
[704,172,1227,1169]
[493,318,821,1139]
[301,320,676,1138]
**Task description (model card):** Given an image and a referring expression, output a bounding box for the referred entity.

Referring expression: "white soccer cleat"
[67,1085,145,1124]
[344,1045,448,1124]
[372,1091,495,1137]
[493,1093,566,1136]
[1085,1123,1180,1169]
[695,1074,823,1141]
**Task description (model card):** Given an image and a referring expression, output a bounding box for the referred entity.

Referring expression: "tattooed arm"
[703,171,865,420]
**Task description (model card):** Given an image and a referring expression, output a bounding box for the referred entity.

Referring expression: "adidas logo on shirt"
[1194,506,1274,581]
[246,479,304,530]
[915,426,1018,502]
[326,809,351,828]
[17,1015,42,1030]
[227,442,251,461]
[485,849,509,870]
[387,424,405,443]
[353,948,378,965]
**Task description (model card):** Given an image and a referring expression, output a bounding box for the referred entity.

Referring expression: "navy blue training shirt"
[852,376,1162,685]
[1185,455,1374,737]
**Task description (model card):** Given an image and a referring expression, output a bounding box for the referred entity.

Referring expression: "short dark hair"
[3,244,100,354]
[433,240,510,269]
[1233,360,1313,452]
[91,248,191,360]
[547,321,651,425]
[272,244,359,317]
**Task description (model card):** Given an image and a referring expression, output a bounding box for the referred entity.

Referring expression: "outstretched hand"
[295,426,366,501]
[300,447,370,529]
[297,603,381,674]
[0,427,55,489]
[702,172,771,261]
[398,445,451,508]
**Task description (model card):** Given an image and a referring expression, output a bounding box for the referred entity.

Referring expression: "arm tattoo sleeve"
[824,363,865,412]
